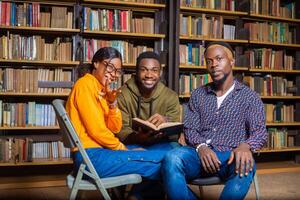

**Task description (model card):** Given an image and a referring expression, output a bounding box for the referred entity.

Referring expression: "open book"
[132,117,183,136]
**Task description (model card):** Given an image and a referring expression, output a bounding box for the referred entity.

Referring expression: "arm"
[184,92,207,146]
[72,84,126,150]
[116,92,134,142]
[228,95,267,177]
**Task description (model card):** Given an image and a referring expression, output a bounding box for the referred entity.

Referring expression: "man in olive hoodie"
[117,51,181,146]
[117,51,181,200]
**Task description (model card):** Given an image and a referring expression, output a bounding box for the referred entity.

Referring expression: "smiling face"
[205,45,234,85]
[92,58,122,86]
[136,58,161,93]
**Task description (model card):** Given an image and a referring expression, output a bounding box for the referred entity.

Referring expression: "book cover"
[132,117,183,136]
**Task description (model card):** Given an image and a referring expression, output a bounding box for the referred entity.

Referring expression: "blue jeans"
[74,142,179,180]
[162,146,256,200]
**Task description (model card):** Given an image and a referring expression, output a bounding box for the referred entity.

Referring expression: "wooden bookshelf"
[260,96,300,100]
[180,6,248,16]
[258,147,300,153]
[0,59,79,66]
[179,65,248,71]
[180,36,248,43]
[249,40,300,48]
[83,30,165,39]
[0,26,80,34]
[82,0,165,10]
[0,92,69,97]
[266,122,300,127]
[0,126,60,130]
[256,161,300,174]
[249,69,300,74]
[0,158,72,167]
[248,14,300,23]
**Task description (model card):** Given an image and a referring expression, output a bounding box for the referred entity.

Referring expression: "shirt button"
[216,111,219,115]
[213,128,216,132]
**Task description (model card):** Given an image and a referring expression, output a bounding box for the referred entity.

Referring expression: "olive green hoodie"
[116,76,181,142]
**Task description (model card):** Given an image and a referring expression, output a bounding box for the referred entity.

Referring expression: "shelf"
[180,6,248,16]
[260,96,300,100]
[82,0,165,9]
[0,59,79,66]
[0,126,60,130]
[266,122,300,126]
[180,36,248,43]
[83,30,165,39]
[0,26,80,34]
[0,92,69,97]
[256,161,300,174]
[249,68,300,74]
[0,159,72,167]
[179,65,248,71]
[258,147,300,153]
[249,40,300,48]
[248,14,300,23]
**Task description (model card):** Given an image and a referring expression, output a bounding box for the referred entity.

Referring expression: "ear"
[230,59,235,67]
[93,62,99,69]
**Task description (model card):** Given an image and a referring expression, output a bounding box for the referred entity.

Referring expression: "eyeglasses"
[103,61,124,77]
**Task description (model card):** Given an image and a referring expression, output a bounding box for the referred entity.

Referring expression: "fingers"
[198,148,220,174]
[227,151,234,165]
[148,114,165,126]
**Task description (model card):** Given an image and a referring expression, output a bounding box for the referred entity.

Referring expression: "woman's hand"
[103,80,121,106]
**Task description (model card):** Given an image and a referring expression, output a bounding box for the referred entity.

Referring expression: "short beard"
[213,72,229,86]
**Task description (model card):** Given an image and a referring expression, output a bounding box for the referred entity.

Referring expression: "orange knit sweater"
[66,73,126,150]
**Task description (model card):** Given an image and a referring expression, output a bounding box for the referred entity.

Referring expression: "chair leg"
[70,164,85,200]
[198,186,204,199]
[253,173,260,200]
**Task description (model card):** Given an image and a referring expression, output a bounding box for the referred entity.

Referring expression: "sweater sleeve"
[72,83,126,150]
[116,92,133,142]
[165,91,181,122]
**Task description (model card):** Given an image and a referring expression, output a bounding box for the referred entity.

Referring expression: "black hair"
[78,47,122,77]
[204,41,234,58]
[136,51,161,73]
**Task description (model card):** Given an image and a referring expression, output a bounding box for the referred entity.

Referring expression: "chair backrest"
[52,99,102,177]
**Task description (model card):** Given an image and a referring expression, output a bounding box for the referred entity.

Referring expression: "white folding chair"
[52,99,142,200]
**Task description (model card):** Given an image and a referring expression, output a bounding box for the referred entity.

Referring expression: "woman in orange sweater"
[66,47,168,179]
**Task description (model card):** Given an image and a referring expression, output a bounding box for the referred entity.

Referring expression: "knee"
[162,147,191,171]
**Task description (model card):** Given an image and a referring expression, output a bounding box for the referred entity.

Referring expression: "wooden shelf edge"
[180,36,248,43]
[0,126,60,130]
[83,0,165,8]
[0,59,79,65]
[0,159,72,167]
[83,30,165,38]
[180,6,247,16]
[0,26,80,33]
[258,147,300,153]
[249,13,300,23]
[249,69,300,73]
[0,92,70,97]
[266,122,300,126]
[249,41,300,48]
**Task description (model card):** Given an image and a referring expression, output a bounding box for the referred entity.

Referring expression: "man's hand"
[198,146,221,174]
[148,113,168,127]
[227,143,254,177]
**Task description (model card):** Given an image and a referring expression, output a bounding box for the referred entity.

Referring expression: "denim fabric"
[162,146,256,200]
[74,142,178,180]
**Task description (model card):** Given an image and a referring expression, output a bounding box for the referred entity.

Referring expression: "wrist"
[195,139,212,153]
[108,100,117,109]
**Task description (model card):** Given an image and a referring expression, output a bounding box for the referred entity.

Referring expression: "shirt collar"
[206,79,243,94]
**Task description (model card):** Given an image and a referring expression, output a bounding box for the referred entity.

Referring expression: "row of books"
[83,39,153,63]
[246,48,294,70]
[180,0,236,11]
[83,8,154,34]
[0,35,74,61]
[0,68,72,94]
[264,128,299,150]
[179,73,211,95]
[0,101,57,127]
[110,0,155,3]
[180,15,236,39]
[179,43,206,66]
[244,75,294,96]
[0,2,73,29]
[0,138,71,163]
[32,141,70,160]
[250,0,296,19]
[245,22,297,44]
[265,103,294,123]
